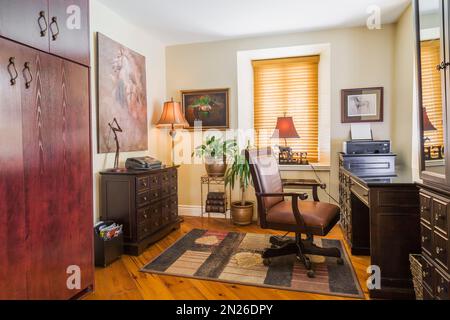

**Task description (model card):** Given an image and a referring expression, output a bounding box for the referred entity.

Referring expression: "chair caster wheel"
[307,270,315,278]
[337,258,344,265]
[263,259,272,266]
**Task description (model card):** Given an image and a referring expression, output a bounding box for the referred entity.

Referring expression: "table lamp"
[157,98,189,165]
[272,116,300,148]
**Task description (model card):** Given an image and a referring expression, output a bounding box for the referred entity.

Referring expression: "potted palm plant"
[192,136,237,177]
[225,148,254,225]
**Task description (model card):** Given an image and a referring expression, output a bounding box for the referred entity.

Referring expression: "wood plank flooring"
[85,216,371,300]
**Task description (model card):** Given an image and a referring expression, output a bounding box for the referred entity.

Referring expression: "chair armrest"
[255,192,307,226]
[256,192,308,201]
[282,179,326,202]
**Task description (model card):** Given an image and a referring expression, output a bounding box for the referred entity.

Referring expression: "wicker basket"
[409,254,424,300]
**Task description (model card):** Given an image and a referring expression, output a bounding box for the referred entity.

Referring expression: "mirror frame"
[414,0,449,187]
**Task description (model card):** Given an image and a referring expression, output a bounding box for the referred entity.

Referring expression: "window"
[421,40,444,148]
[253,56,320,162]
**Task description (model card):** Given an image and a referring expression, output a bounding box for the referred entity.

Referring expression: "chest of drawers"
[100,166,180,256]
[418,185,450,300]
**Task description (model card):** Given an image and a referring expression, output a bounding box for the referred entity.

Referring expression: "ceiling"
[98,0,411,45]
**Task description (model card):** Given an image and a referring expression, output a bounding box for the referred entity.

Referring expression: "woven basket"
[409,254,424,300]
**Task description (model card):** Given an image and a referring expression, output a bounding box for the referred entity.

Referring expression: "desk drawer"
[420,193,432,225]
[433,232,448,271]
[421,223,433,256]
[351,180,369,206]
[433,198,448,236]
[434,268,450,300]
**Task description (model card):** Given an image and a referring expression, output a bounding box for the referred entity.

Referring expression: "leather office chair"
[246,148,343,278]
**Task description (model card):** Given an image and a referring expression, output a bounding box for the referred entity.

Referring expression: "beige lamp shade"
[157,99,188,128]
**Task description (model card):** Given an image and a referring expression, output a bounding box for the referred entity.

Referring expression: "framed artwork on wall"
[97,33,148,153]
[181,89,230,130]
[341,87,384,123]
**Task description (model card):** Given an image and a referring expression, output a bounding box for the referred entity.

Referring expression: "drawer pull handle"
[49,16,60,41]
[143,182,147,187]
[38,11,48,37]
[436,247,445,255]
[437,286,446,294]
[23,62,33,89]
[435,213,445,221]
[422,271,429,278]
[143,214,148,219]
[421,206,429,213]
[7,57,18,86]
[153,193,158,197]
[422,236,429,243]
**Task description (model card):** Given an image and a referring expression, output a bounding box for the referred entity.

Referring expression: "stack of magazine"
[94,221,123,241]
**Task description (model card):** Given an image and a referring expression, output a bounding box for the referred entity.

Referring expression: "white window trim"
[236,43,332,166]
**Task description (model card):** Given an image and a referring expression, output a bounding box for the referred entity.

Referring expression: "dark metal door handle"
[436,61,450,70]
[49,17,60,41]
[7,57,18,86]
[38,11,48,37]
[22,62,33,89]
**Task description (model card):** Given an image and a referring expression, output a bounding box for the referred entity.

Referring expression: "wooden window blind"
[421,40,444,148]
[253,56,320,162]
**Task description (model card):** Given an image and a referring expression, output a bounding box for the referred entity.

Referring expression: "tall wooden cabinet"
[414,0,450,300]
[0,1,92,300]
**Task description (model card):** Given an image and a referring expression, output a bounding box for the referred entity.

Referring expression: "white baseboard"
[178,205,230,219]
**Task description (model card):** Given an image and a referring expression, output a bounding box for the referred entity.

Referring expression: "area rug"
[141,229,364,298]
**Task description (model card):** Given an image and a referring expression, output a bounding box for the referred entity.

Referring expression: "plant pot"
[205,157,227,177]
[231,201,254,226]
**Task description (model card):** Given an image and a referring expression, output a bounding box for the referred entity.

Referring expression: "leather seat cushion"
[266,200,340,235]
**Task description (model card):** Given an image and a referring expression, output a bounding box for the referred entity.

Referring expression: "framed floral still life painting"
[182,89,230,130]
[341,87,384,123]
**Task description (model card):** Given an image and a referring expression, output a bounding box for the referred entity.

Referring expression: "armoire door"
[0,37,29,300]
[0,0,49,52]
[48,0,90,66]
[22,51,93,300]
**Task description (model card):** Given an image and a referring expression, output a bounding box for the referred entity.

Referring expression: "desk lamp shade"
[423,108,437,132]
[157,99,188,129]
[271,116,300,139]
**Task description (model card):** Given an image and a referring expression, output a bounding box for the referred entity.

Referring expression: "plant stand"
[200,175,233,221]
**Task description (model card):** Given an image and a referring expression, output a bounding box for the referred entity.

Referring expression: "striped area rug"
[141,229,364,298]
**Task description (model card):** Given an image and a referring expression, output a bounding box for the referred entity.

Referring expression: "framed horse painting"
[97,33,148,153]
[341,87,384,123]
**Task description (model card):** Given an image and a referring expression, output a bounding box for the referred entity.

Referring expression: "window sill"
[279,163,331,172]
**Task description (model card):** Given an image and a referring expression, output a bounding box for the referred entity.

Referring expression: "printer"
[343,140,391,155]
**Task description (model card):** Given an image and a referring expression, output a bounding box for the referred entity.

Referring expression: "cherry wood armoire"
[0,0,93,299]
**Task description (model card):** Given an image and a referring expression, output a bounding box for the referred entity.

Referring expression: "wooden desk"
[339,166,420,299]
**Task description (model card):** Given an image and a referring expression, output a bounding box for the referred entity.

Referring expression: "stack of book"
[206,192,227,213]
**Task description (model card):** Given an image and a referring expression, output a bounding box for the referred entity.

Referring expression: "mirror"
[417,0,446,176]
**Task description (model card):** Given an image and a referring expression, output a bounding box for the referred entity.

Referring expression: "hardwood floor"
[85,216,371,300]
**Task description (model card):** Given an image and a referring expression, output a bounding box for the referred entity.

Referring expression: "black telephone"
[125,157,162,170]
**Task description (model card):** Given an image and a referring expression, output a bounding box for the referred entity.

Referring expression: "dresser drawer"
[420,193,432,225]
[137,191,151,207]
[351,180,369,206]
[169,196,178,221]
[433,198,448,236]
[433,232,448,270]
[161,171,171,185]
[137,205,160,223]
[138,221,152,240]
[137,177,150,192]
[434,269,450,300]
[421,222,433,256]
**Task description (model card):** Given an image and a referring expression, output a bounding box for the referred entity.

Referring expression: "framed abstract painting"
[181,89,230,130]
[97,33,148,153]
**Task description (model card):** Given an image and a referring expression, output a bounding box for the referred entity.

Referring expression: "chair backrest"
[246,148,284,227]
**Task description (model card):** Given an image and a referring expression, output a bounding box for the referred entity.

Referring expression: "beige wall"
[90,0,170,221]
[166,24,401,205]
[393,5,415,169]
